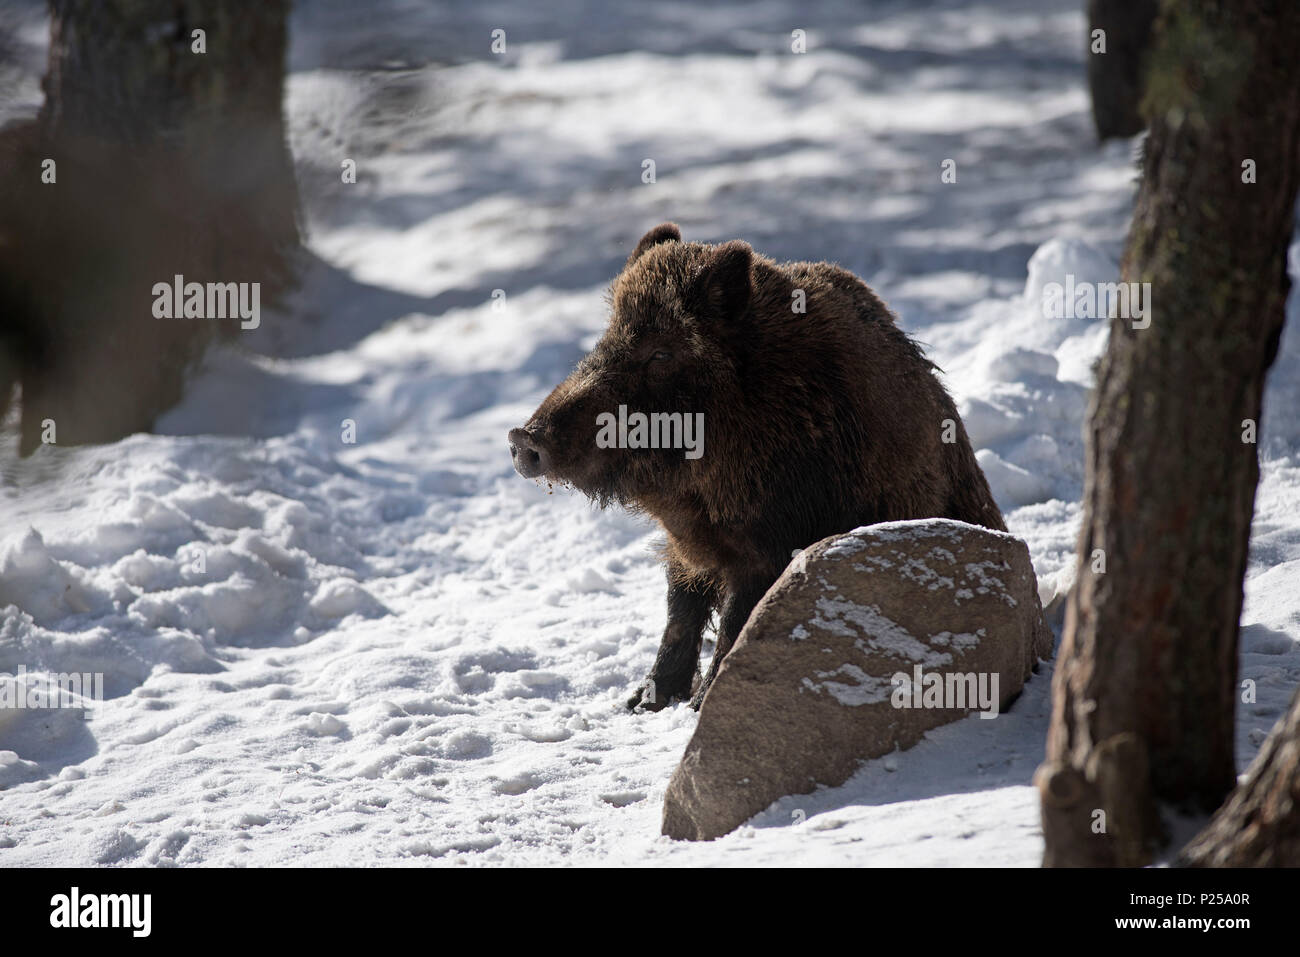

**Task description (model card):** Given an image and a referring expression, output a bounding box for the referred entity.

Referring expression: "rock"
[661,519,1054,841]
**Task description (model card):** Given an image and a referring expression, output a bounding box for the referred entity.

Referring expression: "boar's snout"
[508,427,552,479]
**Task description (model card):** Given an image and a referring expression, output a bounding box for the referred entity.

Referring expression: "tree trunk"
[1037,0,1300,867]
[3,0,298,454]
[1179,684,1300,866]
[39,0,298,249]
[1086,0,1159,140]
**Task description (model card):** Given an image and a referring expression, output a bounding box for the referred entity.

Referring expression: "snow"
[802,665,894,708]
[1,0,1299,866]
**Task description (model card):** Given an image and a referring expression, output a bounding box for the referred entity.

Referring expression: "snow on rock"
[662,520,1053,841]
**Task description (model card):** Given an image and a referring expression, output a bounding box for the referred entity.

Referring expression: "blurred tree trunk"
[1087,0,1158,140]
[1037,0,1300,867]
[1,0,298,454]
[40,0,298,248]
[1180,684,1300,865]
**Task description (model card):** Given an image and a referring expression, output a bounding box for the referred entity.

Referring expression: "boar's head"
[508,223,752,507]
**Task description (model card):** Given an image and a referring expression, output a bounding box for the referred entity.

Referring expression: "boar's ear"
[626,222,681,269]
[689,240,752,322]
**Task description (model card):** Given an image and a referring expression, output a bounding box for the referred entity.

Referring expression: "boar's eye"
[648,350,672,364]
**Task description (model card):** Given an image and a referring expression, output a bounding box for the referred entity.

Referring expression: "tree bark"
[1038,0,1300,867]
[39,0,298,252]
[1179,684,1300,866]
[1086,0,1159,140]
[2,0,298,454]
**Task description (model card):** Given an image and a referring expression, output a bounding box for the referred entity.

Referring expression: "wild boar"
[509,223,1006,711]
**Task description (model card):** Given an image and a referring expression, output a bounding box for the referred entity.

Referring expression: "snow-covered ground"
[2,0,1298,866]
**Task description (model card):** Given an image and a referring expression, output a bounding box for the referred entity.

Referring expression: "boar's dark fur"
[509,223,1006,711]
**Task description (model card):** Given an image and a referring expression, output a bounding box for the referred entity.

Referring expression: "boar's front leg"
[627,565,716,712]
[689,579,770,711]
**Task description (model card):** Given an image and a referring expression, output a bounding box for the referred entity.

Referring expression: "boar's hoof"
[627,673,694,712]
[626,682,669,713]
